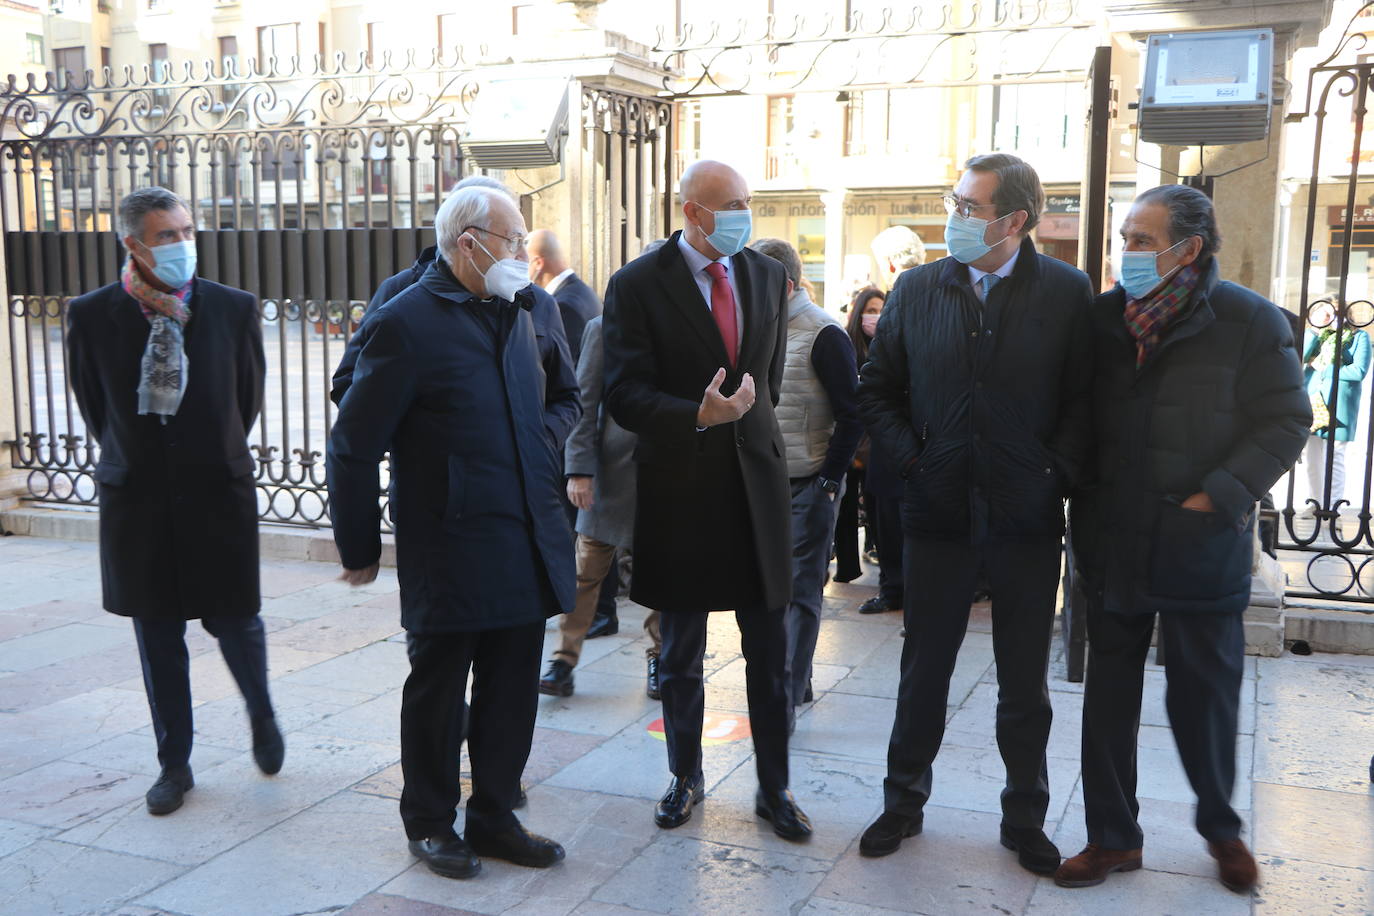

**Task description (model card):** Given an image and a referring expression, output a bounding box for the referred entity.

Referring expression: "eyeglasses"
[463,225,527,255]
[942,195,999,219]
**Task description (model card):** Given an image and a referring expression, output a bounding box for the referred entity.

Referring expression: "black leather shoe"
[802,680,814,704]
[538,659,575,697]
[858,596,896,615]
[755,789,813,841]
[1001,824,1062,875]
[465,821,565,868]
[586,614,619,639]
[251,715,285,775]
[146,766,193,816]
[514,784,528,809]
[409,833,480,879]
[654,773,704,828]
[645,655,661,700]
[859,810,922,857]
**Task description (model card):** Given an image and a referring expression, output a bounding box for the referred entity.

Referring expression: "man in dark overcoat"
[856,153,1093,874]
[528,227,602,366]
[1056,186,1309,894]
[327,186,577,880]
[66,186,280,817]
[602,159,811,840]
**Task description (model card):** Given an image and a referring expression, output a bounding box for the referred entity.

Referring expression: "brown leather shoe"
[1208,838,1259,893]
[1053,843,1143,887]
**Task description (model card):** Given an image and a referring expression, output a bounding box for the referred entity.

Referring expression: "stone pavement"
[0,533,1371,916]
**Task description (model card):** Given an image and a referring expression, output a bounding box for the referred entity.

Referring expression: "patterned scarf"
[121,257,192,420]
[1122,261,1203,368]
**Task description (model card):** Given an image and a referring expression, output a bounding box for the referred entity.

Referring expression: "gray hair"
[750,237,802,286]
[435,186,497,263]
[964,152,1045,233]
[118,187,191,242]
[870,225,926,270]
[451,174,516,201]
[641,238,668,256]
[1134,184,1222,259]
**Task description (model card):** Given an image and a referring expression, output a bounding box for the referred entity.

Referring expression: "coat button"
[1044,467,1053,474]
[736,435,744,447]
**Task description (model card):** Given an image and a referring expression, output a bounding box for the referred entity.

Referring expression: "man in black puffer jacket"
[1055,186,1309,895]
[856,153,1094,875]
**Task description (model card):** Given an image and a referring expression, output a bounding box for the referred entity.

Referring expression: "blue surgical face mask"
[700,207,752,257]
[139,239,197,288]
[944,210,1011,265]
[1119,238,1188,300]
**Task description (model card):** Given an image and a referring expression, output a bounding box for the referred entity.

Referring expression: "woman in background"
[834,287,885,584]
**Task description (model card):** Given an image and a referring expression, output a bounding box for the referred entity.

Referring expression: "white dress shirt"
[544,267,575,295]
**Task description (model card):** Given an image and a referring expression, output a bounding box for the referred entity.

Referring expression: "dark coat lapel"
[656,231,732,368]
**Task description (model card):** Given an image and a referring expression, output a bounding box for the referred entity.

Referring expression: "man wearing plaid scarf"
[1059,186,1309,895]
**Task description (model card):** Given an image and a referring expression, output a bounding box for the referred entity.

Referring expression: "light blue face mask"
[700,207,752,257]
[139,239,197,289]
[944,210,1012,265]
[1119,238,1188,300]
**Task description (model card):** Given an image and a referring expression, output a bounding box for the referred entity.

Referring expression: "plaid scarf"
[121,257,193,420]
[1122,261,1203,368]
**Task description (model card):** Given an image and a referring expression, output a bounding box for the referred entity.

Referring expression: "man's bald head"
[679,159,751,259]
[679,160,748,210]
[526,228,569,286]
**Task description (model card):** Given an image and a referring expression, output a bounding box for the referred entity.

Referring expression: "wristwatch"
[817,477,841,494]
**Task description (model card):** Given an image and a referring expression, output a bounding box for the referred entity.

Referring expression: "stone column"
[0,235,27,513]
[820,189,847,312]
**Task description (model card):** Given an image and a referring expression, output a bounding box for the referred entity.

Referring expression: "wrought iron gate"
[1,53,671,527]
[1280,2,1374,606]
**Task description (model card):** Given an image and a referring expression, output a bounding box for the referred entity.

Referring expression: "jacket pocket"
[1148,499,1251,601]
[93,461,128,487]
[227,452,257,479]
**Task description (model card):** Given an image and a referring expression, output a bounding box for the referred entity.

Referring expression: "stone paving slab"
[1,533,1372,915]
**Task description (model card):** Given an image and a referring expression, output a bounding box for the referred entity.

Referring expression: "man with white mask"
[856,153,1094,874]
[328,186,579,879]
[66,187,280,816]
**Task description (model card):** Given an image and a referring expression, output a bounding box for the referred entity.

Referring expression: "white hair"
[451,174,516,200]
[435,187,496,263]
[871,225,926,270]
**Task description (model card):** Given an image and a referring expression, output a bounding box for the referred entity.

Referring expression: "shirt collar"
[968,246,1020,287]
[545,267,575,294]
[677,232,730,277]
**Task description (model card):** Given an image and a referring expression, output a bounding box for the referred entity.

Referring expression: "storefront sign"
[1046,195,1081,214]
[1329,205,1374,225]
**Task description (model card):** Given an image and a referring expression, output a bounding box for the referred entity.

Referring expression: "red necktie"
[704,262,738,368]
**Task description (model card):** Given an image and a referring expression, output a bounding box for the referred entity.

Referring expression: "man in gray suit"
[539,261,665,700]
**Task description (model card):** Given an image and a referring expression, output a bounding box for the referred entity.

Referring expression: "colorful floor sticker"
[647,712,752,745]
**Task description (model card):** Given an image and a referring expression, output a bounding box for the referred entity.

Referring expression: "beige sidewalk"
[0,532,1370,915]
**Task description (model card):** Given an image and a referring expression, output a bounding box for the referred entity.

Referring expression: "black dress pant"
[868,494,905,607]
[833,467,865,581]
[133,614,274,771]
[399,621,544,841]
[658,606,791,792]
[883,536,1061,827]
[1081,607,1244,849]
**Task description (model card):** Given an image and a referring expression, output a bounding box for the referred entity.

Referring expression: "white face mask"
[468,235,531,301]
